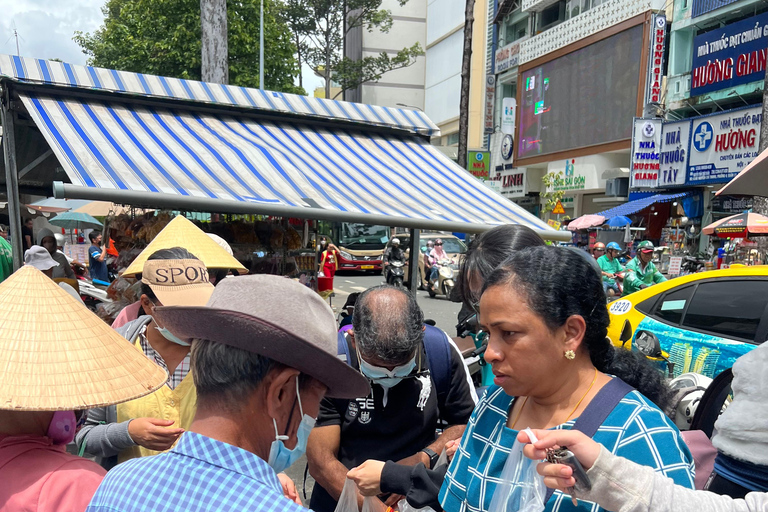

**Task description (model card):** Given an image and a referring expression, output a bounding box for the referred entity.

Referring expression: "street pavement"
[288,272,464,505]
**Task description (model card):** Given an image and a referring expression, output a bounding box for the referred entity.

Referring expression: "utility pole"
[260,0,264,90]
[201,0,229,84]
[457,0,475,170]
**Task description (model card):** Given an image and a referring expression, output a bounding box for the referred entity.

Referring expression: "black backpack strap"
[544,377,634,502]
[689,368,733,438]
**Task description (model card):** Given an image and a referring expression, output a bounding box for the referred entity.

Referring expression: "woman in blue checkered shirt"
[439,246,695,512]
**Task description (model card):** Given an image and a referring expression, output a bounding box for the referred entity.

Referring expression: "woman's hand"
[347,460,385,496]
[445,439,459,460]
[277,472,302,505]
[127,417,185,451]
[517,429,601,492]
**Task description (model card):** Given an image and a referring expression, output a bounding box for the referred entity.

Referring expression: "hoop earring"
[564,350,576,360]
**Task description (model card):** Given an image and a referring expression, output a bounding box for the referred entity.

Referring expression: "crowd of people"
[0,219,764,512]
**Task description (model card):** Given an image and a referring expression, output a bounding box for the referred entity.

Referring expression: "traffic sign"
[552,200,566,215]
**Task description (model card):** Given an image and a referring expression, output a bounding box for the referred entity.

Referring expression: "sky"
[0,0,321,93]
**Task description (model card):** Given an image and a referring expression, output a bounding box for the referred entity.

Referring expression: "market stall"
[0,54,568,296]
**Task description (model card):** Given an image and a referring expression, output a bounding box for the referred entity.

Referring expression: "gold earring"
[564,350,576,360]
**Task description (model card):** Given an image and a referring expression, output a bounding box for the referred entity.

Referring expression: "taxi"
[607,265,768,378]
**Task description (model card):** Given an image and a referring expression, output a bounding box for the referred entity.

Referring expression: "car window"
[682,280,768,341]
[652,286,694,325]
[439,238,467,254]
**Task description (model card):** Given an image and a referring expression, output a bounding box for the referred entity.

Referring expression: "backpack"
[116,316,153,344]
[337,324,453,405]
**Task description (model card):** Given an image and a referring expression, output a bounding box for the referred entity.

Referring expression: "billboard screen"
[517,25,644,160]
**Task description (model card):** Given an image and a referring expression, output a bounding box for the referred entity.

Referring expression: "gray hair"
[352,285,424,364]
[191,338,277,409]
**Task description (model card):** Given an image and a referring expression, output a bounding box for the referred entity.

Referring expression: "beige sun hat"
[0,266,168,411]
[122,215,247,278]
[141,258,214,307]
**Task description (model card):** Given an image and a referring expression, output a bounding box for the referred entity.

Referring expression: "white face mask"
[358,355,417,389]
[267,377,316,473]
[152,303,191,346]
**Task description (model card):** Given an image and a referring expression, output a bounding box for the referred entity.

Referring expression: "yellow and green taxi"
[607,265,768,378]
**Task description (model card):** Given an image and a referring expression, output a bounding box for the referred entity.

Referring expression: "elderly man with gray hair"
[86,275,369,512]
[307,285,476,512]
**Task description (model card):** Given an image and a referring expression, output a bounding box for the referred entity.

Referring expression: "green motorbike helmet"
[637,240,655,253]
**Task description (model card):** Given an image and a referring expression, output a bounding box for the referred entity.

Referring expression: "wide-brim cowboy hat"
[0,266,168,411]
[154,275,369,399]
[122,215,247,277]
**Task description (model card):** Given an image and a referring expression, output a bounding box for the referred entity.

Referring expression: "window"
[504,18,528,43]
[682,280,768,341]
[445,132,460,146]
[652,286,694,325]
[537,1,565,32]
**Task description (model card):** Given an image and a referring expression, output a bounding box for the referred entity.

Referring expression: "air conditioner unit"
[605,178,629,197]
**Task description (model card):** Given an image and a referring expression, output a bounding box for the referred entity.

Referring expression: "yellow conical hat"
[122,215,247,278]
[0,266,168,411]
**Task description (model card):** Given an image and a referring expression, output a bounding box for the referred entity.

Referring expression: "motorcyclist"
[382,237,406,282]
[597,241,625,297]
[623,240,667,295]
[429,238,449,283]
[592,241,606,260]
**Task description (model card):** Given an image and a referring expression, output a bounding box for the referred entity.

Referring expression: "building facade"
[345,0,428,110]
[628,0,766,252]
[487,0,667,220]
[424,0,489,151]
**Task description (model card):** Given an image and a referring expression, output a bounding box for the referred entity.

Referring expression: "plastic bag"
[487,438,547,512]
[334,479,360,512]
[362,497,387,512]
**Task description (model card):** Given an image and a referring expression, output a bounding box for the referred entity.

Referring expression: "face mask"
[359,355,417,389]
[152,304,191,346]
[267,377,316,473]
[47,411,77,445]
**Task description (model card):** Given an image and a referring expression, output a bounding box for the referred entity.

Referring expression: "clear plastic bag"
[362,496,387,512]
[335,479,360,512]
[488,439,547,512]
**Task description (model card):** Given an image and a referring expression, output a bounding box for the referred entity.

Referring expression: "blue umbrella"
[605,216,632,228]
[49,211,103,230]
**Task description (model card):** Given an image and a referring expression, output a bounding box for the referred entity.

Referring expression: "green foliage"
[541,171,566,215]
[279,0,423,97]
[75,0,303,93]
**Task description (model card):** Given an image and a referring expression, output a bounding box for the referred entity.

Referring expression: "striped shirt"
[87,431,302,512]
[439,385,695,512]
[138,326,189,390]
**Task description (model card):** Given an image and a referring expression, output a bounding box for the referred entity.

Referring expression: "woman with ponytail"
[439,245,694,512]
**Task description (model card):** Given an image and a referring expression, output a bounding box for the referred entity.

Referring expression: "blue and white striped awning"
[0,54,438,137]
[597,192,690,218]
[20,92,561,237]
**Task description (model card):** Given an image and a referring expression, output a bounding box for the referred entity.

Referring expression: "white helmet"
[391,238,400,246]
[54,233,66,248]
[669,373,713,430]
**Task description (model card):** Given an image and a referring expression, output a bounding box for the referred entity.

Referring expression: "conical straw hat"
[122,215,247,278]
[0,266,168,411]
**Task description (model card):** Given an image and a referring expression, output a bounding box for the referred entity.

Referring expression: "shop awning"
[596,192,690,219]
[20,92,563,238]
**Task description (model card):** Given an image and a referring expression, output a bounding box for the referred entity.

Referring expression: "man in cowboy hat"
[86,275,369,512]
[77,248,214,468]
[0,266,167,512]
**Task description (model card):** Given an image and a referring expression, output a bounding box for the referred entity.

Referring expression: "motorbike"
[606,271,625,303]
[73,262,113,313]
[454,312,493,389]
[384,260,406,287]
[428,259,458,299]
[681,255,706,275]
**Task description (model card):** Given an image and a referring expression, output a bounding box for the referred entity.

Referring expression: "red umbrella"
[703,212,768,238]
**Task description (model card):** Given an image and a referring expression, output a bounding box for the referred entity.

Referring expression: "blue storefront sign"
[691,12,768,96]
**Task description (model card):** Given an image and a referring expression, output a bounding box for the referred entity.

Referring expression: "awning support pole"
[2,86,23,270]
[407,228,420,293]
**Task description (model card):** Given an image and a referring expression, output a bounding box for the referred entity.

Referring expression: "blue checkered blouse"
[86,431,304,512]
[439,385,695,512]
